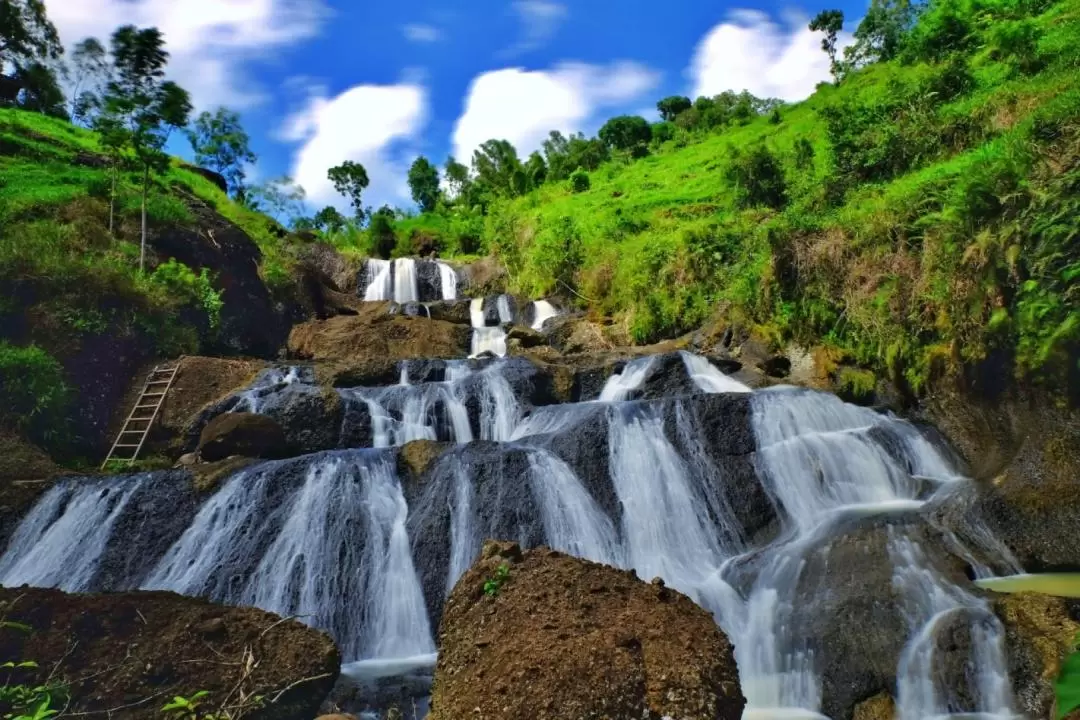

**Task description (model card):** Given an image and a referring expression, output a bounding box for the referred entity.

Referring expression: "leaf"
[1055,648,1080,719]
[0,622,33,634]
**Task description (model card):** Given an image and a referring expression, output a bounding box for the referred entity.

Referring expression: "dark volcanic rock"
[0,586,340,720]
[429,541,745,720]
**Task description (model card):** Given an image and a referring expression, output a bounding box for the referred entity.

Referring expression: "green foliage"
[656,95,692,121]
[185,108,256,197]
[407,156,440,212]
[0,342,68,434]
[725,144,787,209]
[598,115,652,153]
[241,176,305,223]
[148,258,224,329]
[313,206,346,233]
[483,563,511,597]
[368,205,397,259]
[569,169,590,193]
[0,618,65,720]
[328,161,370,220]
[161,689,264,720]
[810,9,846,81]
[1056,635,1080,719]
[0,0,62,68]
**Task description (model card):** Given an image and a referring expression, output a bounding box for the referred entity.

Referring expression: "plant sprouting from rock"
[483,563,511,597]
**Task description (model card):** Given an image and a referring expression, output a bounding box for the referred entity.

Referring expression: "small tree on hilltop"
[313,205,346,233]
[68,37,110,124]
[328,160,369,220]
[599,115,652,154]
[407,156,440,213]
[809,10,846,82]
[186,107,257,198]
[656,95,692,122]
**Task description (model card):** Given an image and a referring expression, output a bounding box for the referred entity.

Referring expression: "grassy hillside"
[395,0,1078,396]
[0,109,293,448]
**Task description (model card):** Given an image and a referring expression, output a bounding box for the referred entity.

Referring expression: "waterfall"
[363,259,394,301]
[437,262,458,300]
[598,356,655,401]
[1,348,1024,719]
[469,297,507,358]
[0,477,147,592]
[142,451,432,661]
[680,351,751,393]
[393,258,420,304]
[528,300,560,331]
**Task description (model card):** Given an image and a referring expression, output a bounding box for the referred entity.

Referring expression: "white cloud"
[451,61,661,162]
[282,83,428,210]
[403,23,441,43]
[690,10,852,102]
[48,0,330,110]
[499,0,568,58]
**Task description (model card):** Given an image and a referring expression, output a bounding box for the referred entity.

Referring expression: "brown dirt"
[429,541,745,720]
[289,306,471,386]
[0,586,340,720]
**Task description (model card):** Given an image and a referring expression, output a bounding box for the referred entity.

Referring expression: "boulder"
[507,324,546,349]
[995,592,1080,718]
[198,412,287,461]
[288,309,471,386]
[397,440,451,481]
[0,586,339,720]
[297,242,363,294]
[425,299,472,325]
[853,694,896,720]
[458,256,508,296]
[429,540,745,720]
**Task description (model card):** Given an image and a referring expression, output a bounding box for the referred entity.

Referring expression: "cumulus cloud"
[690,10,851,102]
[451,61,661,162]
[281,83,428,210]
[48,0,330,110]
[499,0,568,58]
[403,23,441,43]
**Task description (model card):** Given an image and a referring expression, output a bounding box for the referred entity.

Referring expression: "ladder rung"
[134,404,158,410]
[120,429,145,434]
[146,380,171,385]
[114,443,141,448]
[143,392,166,397]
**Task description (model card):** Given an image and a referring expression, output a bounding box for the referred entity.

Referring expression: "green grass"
[402,0,1080,393]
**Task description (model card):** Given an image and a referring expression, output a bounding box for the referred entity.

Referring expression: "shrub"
[725,144,787,210]
[0,342,69,432]
[569,169,590,193]
[148,259,224,329]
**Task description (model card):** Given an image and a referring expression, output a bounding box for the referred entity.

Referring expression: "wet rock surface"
[429,541,745,720]
[198,412,287,461]
[0,586,339,720]
[996,592,1080,718]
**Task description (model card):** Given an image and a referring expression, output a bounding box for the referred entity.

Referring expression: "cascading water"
[437,262,457,301]
[393,258,420,304]
[528,300,559,331]
[469,297,506,358]
[0,350,1027,719]
[363,259,394,301]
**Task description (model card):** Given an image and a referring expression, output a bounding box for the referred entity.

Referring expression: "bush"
[148,259,224,329]
[368,208,396,259]
[725,144,787,210]
[569,169,590,193]
[0,342,69,432]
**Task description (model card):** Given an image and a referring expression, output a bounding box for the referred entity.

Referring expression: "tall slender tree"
[67,37,110,124]
[809,10,846,82]
[99,25,192,270]
[0,0,62,69]
[407,156,440,212]
[327,160,369,220]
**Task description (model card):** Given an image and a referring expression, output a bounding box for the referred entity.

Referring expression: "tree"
[656,95,692,122]
[368,205,396,259]
[725,144,787,210]
[524,151,547,188]
[313,206,346,233]
[598,115,652,153]
[327,160,369,220]
[185,107,256,197]
[407,156,440,212]
[472,139,523,197]
[68,37,109,124]
[100,25,192,271]
[844,0,919,68]
[570,169,590,193]
[444,155,471,203]
[241,176,306,220]
[809,10,846,82]
[0,0,61,69]
[11,59,64,116]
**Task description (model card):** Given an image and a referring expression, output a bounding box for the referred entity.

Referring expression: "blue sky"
[50,0,861,211]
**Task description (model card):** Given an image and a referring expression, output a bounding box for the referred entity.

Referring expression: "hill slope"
[430,0,1078,398]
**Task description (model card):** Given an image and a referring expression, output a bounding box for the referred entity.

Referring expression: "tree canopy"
[598,115,652,153]
[407,156,440,212]
[0,0,61,67]
[656,95,692,122]
[328,160,370,219]
[186,107,257,197]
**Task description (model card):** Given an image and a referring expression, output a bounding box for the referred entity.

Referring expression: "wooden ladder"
[101,359,182,470]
